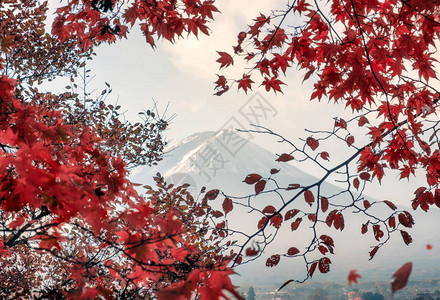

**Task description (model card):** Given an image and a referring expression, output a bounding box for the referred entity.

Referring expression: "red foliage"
[0,0,246,299]
[53,0,219,49]
[216,0,440,216]
[20,0,440,293]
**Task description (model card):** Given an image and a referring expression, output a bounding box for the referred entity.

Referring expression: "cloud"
[163,0,286,78]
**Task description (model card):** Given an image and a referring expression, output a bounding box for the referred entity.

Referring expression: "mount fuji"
[130,130,440,285]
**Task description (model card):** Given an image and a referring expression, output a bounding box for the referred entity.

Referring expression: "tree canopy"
[1,0,440,298]
[0,0,241,299]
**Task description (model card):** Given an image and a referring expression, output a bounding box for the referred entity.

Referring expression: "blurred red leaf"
[261,76,284,93]
[333,212,344,231]
[348,270,362,285]
[237,74,254,93]
[246,247,259,257]
[326,210,337,227]
[335,118,347,129]
[398,211,414,228]
[287,183,300,190]
[318,245,328,255]
[391,262,412,293]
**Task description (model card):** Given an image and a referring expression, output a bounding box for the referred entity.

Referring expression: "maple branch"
[313,0,343,43]
[5,206,51,247]
[349,0,417,160]
[226,105,427,282]
[398,0,440,26]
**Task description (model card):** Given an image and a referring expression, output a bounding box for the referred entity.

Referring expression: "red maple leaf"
[216,51,234,69]
[237,74,254,93]
[261,76,284,93]
[348,270,362,285]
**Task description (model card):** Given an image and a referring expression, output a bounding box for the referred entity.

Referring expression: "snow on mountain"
[131,129,319,193]
[130,130,440,285]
